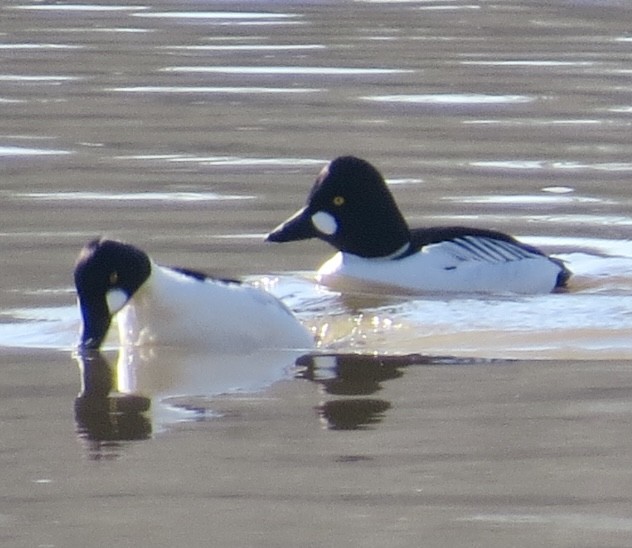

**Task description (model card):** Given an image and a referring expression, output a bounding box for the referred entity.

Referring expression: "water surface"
[1,1,632,545]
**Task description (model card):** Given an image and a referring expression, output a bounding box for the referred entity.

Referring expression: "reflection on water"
[72,344,478,450]
[72,343,308,451]
[297,352,407,395]
[297,352,465,430]
[300,352,492,430]
[316,399,391,431]
[74,350,151,459]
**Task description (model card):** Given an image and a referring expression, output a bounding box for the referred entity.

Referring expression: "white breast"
[317,237,564,294]
[116,264,314,350]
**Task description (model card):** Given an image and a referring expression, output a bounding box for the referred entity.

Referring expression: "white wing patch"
[424,236,541,266]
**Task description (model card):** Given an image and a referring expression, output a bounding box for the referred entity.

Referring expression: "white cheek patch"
[106,288,129,315]
[311,211,338,236]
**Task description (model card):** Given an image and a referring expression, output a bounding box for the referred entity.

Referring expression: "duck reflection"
[74,347,444,442]
[297,353,439,430]
[74,349,151,458]
[74,345,308,443]
[316,399,391,430]
[296,353,405,395]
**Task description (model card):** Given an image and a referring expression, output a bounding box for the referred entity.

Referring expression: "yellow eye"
[109,271,119,285]
[333,196,345,206]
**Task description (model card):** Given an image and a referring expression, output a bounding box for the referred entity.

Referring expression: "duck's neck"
[342,213,411,258]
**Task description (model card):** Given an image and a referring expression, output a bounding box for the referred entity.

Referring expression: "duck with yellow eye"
[267,155,570,294]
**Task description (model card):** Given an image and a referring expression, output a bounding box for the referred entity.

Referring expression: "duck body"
[267,156,570,295]
[316,230,566,294]
[75,239,313,351]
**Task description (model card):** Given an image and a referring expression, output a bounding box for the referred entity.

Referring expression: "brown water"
[1,1,632,546]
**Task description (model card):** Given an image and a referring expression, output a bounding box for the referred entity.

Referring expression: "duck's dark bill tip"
[266,211,317,243]
[265,230,288,243]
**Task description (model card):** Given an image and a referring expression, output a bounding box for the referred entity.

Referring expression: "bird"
[266,155,570,294]
[74,238,314,350]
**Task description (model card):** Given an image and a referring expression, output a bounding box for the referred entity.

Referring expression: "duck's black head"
[266,156,410,258]
[74,239,151,349]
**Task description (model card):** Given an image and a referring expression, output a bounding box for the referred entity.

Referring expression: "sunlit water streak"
[12,191,253,202]
[442,194,613,207]
[162,45,325,52]
[0,44,84,50]
[131,12,301,23]
[107,86,322,94]
[113,154,324,168]
[10,4,147,12]
[471,160,632,172]
[162,66,413,76]
[460,60,596,67]
[0,75,79,82]
[363,94,534,105]
[0,145,73,156]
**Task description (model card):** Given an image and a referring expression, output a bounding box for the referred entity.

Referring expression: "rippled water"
[2,0,632,419]
[3,3,632,545]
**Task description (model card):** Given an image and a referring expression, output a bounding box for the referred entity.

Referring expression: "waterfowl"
[74,238,314,350]
[267,156,570,294]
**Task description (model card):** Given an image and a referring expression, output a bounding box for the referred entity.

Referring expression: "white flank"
[116,264,313,350]
[317,242,563,295]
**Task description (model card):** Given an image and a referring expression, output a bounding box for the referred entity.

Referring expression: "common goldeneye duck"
[74,239,314,350]
[267,156,571,294]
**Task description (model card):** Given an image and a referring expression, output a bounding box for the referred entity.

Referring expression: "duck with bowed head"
[74,238,314,351]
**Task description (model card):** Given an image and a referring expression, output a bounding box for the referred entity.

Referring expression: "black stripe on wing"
[450,236,541,263]
[409,226,545,263]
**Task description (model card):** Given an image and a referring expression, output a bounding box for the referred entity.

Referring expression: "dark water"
[1,1,632,546]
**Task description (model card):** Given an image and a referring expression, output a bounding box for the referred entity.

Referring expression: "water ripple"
[107,86,322,94]
[11,4,147,11]
[363,94,533,105]
[114,154,324,168]
[472,160,632,172]
[0,145,73,157]
[162,45,325,52]
[13,191,252,202]
[163,66,412,76]
[132,11,299,22]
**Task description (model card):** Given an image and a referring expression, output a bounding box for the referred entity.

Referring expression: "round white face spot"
[311,211,337,236]
[106,288,129,315]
